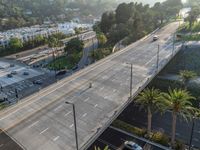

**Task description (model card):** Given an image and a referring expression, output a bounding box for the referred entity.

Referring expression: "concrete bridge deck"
[0,22,181,150]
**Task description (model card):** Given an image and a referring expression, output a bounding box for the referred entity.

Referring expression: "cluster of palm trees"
[136,70,200,147]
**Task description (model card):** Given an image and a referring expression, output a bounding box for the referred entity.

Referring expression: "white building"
[58,21,93,35]
[0,26,59,48]
[0,21,93,48]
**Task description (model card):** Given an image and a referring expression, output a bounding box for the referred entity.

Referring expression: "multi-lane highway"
[0,22,181,150]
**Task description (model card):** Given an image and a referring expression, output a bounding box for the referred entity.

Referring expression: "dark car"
[33,80,43,85]
[7,74,13,78]
[10,64,15,67]
[72,65,78,71]
[56,70,67,76]
[23,71,29,75]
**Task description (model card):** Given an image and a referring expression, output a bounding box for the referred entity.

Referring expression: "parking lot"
[0,61,44,87]
[0,59,57,104]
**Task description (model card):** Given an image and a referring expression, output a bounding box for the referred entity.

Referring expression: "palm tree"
[179,70,197,89]
[94,146,110,150]
[161,88,196,147]
[48,37,60,73]
[136,88,162,135]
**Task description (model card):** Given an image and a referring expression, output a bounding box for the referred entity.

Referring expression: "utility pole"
[156,44,160,70]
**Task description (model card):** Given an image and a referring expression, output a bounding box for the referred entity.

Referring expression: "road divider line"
[28,121,39,128]
[40,128,49,134]
[53,136,60,142]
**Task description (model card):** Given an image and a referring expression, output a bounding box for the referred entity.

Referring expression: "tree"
[161,89,196,146]
[186,7,200,29]
[64,38,84,55]
[48,37,59,49]
[97,33,107,46]
[100,11,115,34]
[9,38,23,52]
[136,88,162,135]
[179,70,197,88]
[115,3,133,24]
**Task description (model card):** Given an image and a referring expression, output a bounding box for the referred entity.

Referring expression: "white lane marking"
[54,105,62,112]
[94,104,98,108]
[64,111,72,117]
[28,121,39,128]
[82,113,87,117]
[113,89,117,93]
[0,144,3,147]
[40,128,49,134]
[70,124,74,128]
[53,136,60,142]
[84,97,90,102]
[100,87,104,91]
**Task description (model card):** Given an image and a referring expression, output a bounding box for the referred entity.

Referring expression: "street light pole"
[65,102,79,150]
[156,44,160,70]
[126,63,133,99]
[189,117,195,150]
[130,63,133,99]
[172,33,175,56]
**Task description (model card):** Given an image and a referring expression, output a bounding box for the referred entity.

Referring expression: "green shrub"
[150,131,170,146]
[175,140,185,150]
[112,120,147,137]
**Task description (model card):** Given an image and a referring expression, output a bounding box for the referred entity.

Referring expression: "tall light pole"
[172,33,175,56]
[189,116,195,150]
[126,63,133,99]
[65,102,79,150]
[156,44,160,71]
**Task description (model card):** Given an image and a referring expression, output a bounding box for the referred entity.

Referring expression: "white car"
[153,35,159,41]
[124,141,143,150]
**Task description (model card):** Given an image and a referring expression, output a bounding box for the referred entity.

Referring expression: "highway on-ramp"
[0,22,181,150]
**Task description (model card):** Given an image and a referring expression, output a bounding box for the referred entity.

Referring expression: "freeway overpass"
[0,22,182,150]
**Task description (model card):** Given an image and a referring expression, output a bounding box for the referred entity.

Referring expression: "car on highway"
[153,35,159,41]
[124,141,143,150]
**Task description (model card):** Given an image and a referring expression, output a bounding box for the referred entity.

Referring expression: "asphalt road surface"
[0,22,181,150]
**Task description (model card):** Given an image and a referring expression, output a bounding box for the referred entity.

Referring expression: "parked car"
[153,35,159,41]
[56,70,67,76]
[72,65,78,71]
[7,74,13,78]
[124,141,143,150]
[10,64,15,67]
[23,71,29,75]
[11,71,17,75]
[33,80,43,85]
[0,93,8,102]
